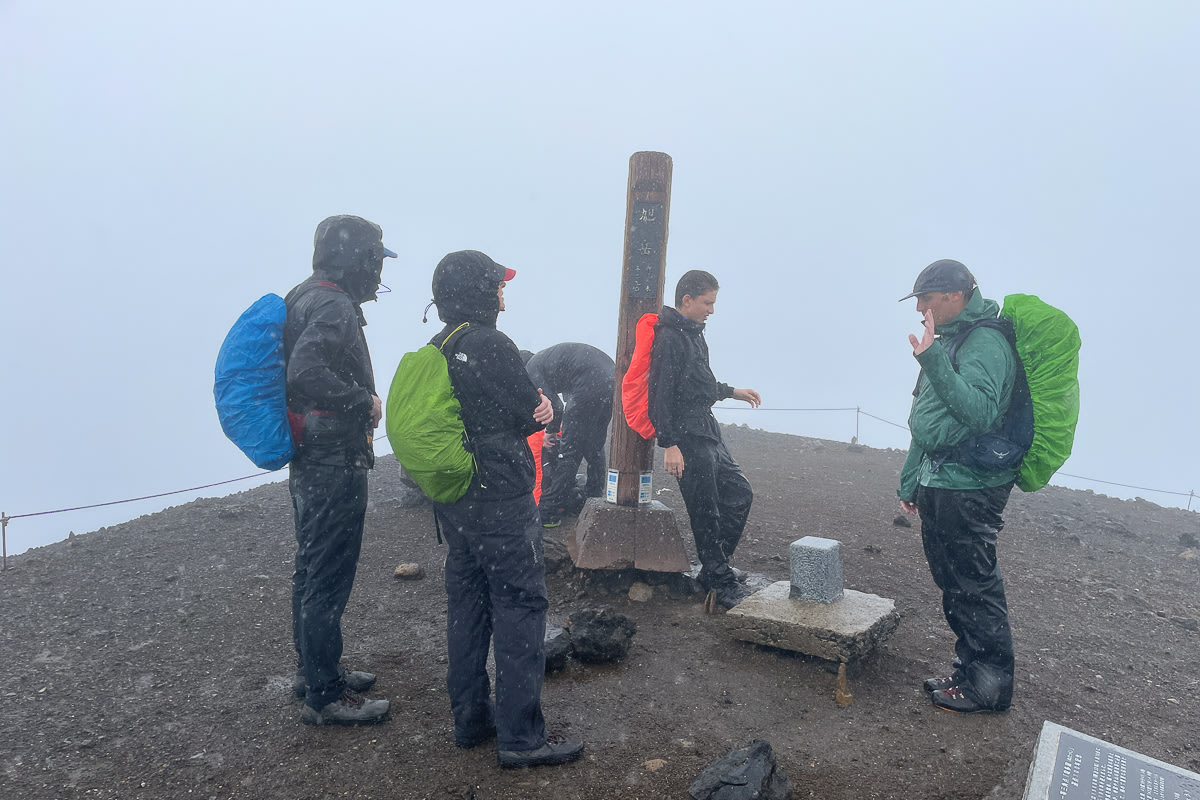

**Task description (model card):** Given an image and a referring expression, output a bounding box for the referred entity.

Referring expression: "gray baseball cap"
[899,259,976,301]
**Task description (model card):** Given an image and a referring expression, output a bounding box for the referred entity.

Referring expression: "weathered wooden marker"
[569,152,690,572]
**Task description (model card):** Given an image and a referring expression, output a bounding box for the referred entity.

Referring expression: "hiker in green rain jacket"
[899,290,1018,499]
[897,259,1019,715]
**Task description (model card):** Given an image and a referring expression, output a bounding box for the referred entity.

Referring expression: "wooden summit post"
[570,152,690,573]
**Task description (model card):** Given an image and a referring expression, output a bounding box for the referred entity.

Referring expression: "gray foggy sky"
[2,1,1198,554]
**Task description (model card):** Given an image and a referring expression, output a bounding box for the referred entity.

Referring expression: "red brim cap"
[502,267,517,281]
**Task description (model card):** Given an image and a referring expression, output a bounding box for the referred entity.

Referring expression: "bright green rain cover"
[385,340,474,504]
[1001,294,1081,492]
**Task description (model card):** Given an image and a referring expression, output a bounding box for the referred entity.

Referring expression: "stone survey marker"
[726,536,899,663]
[1023,721,1199,800]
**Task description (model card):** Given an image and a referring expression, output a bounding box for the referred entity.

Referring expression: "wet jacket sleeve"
[898,442,924,501]
[286,297,373,418]
[648,330,683,448]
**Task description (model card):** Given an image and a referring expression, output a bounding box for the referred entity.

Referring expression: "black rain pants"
[676,436,753,585]
[541,393,612,510]
[916,482,1016,709]
[289,461,368,710]
[435,493,550,751]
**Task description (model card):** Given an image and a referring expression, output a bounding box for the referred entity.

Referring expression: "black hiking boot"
[923,674,961,694]
[293,669,376,699]
[455,722,498,749]
[712,580,753,610]
[931,685,1009,714]
[498,734,585,768]
[300,689,390,726]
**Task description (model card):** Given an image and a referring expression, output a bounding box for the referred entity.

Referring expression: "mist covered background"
[2,1,1198,555]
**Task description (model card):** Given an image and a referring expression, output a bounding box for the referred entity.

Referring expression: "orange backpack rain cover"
[621,312,658,439]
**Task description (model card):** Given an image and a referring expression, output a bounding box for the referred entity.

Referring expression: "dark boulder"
[545,629,572,673]
[566,605,637,664]
[688,739,794,800]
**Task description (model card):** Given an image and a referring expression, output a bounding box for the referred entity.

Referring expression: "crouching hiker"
[427,250,585,768]
[286,215,395,725]
[524,342,616,527]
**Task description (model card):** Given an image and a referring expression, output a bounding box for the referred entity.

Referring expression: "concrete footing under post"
[569,498,690,573]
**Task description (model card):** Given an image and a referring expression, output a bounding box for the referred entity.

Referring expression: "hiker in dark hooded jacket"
[427,250,585,769]
[284,214,395,726]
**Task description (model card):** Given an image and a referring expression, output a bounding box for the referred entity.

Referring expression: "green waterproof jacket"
[898,292,1018,500]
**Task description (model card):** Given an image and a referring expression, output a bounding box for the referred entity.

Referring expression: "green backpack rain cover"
[1000,294,1081,492]
[385,324,475,504]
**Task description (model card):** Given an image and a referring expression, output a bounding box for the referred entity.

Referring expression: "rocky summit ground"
[2,426,1198,800]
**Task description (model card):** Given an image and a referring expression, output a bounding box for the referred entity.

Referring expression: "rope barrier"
[2,472,272,521]
[4,406,1196,569]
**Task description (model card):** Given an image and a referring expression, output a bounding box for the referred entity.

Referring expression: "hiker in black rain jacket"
[648,269,762,610]
[427,250,585,768]
[525,342,616,526]
[283,215,394,726]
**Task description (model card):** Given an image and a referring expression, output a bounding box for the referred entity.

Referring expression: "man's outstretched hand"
[732,388,762,408]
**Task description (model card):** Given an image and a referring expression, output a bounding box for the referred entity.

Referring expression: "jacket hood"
[431,250,503,326]
[934,291,1000,337]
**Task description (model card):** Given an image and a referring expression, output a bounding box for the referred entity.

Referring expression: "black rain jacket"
[647,305,734,449]
[430,272,542,501]
[284,276,376,469]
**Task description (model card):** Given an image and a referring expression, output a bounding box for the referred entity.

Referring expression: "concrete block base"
[570,498,691,573]
[725,581,900,662]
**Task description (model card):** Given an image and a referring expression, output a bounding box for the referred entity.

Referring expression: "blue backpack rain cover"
[214,293,294,470]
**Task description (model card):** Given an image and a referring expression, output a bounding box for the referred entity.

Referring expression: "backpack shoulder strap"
[437,322,473,357]
[945,317,1015,369]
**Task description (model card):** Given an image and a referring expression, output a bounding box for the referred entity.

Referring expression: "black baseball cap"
[434,250,516,286]
[899,259,976,301]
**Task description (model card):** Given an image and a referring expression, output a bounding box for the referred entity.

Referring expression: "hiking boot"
[300,689,390,726]
[931,686,1009,714]
[498,734,585,768]
[712,580,753,610]
[697,564,744,590]
[293,669,377,699]
[455,722,498,749]
[922,674,961,694]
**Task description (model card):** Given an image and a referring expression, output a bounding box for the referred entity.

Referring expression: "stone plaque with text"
[1024,721,1199,800]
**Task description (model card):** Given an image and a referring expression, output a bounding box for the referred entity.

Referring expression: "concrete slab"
[570,498,690,573]
[725,580,900,662]
[1023,721,1200,800]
